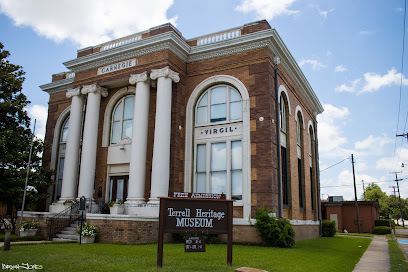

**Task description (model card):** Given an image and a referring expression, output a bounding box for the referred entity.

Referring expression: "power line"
[392,0,408,171]
[320,177,408,189]
[320,156,350,172]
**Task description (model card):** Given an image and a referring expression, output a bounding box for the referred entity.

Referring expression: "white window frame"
[185,75,251,219]
[110,95,135,145]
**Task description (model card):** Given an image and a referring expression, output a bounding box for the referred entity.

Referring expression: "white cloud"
[360,68,408,94]
[355,135,392,150]
[26,104,48,141]
[376,147,408,172]
[335,79,360,93]
[235,0,299,20]
[299,58,327,70]
[335,68,408,94]
[317,104,351,157]
[317,7,335,19]
[0,0,177,48]
[334,65,347,72]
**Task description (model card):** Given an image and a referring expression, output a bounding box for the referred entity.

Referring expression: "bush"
[374,220,389,227]
[255,206,295,248]
[322,220,337,237]
[372,226,391,235]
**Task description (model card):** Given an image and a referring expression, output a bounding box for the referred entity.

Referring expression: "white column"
[77,84,108,201]
[148,67,179,204]
[59,88,84,202]
[126,72,150,204]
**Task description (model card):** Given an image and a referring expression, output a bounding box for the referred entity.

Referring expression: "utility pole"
[390,171,404,228]
[351,154,361,233]
[362,180,365,200]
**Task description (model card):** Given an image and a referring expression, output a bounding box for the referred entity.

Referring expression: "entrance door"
[109,176,128,202]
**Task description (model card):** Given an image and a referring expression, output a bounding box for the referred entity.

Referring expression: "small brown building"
[322,200,380,233]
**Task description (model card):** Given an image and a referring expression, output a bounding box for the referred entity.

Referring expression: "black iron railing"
[48,202,80,240]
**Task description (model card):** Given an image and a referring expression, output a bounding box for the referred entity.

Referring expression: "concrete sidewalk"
[0,240,54,248]
[353,235,389,272]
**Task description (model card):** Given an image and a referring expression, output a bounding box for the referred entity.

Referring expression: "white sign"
[194,122,242,140]
[98,59,137,75]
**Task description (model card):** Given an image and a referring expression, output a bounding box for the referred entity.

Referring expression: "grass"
[389,240,408,272]
[0,236,371,272]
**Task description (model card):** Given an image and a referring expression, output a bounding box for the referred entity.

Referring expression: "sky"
[1,0,407,200]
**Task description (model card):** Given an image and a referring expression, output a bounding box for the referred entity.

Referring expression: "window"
[110,96,134,144]
[309,127,316,211]
[194,84,243,200]
[196,85,242,125]
[109,176,128,202]
[280,94,289,206]
[280,97,286,132]
[60,117,69,143]
[297,111,304,209]
[195,140,242,200]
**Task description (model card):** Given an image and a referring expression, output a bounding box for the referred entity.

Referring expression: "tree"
[362,183,387,202]
[0,42,54,229]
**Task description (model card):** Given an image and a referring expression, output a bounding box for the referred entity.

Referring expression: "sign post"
[157,193,233,267]
[79,196,86,245]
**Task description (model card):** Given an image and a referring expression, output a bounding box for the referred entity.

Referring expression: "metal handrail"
[48,202,81,240]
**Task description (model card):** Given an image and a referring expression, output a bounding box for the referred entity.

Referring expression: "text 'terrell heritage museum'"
[33,20,324,243]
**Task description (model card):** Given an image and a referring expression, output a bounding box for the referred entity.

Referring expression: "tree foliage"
[361,182,408,220]
[0,42,54,229]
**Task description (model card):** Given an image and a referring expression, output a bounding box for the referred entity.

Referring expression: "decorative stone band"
[66,88,81,98]
[129,71,150,85]
[150,66,180,83]
[81,83,108,97]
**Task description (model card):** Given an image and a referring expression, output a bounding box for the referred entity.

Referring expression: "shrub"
[255,206,295,248]
[322,220,337,237]
[372,226,391,235]
[374,220,389,227]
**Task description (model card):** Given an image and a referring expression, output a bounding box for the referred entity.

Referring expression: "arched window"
[55,116,70,201]
[110,95,134,144]
[309,125,316,211]
[194,85,243,200]
[296,110,304,209]
[196,85,242,125]
[60,117,69,143]
[280,93,289,206]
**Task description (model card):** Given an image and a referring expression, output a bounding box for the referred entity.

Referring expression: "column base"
[125,205,159,217]
[147,198,160,205]
[49,201,74,214]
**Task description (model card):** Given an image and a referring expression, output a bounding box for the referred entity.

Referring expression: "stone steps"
[52,221,80,242]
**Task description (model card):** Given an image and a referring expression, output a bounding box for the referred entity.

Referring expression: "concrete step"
[60,230,76,235]
[56,233,79,240]
[64,227,77,232]
[52,237,77,242]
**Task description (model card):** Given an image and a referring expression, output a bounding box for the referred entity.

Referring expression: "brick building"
[322,200,380,233]
[36,20,324,243]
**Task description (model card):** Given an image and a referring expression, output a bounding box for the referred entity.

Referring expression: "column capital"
[150,66,180,83]
[129,71,150,85]
[66,88,82,98]
[81,84,108,97]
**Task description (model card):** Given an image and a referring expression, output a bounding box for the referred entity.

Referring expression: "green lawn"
[0,237,371,272]
[389,240,408,272]
[0,230,42,242]
[336,233,375,238]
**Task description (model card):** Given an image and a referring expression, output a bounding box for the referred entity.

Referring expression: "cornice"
[40,78,74,95]
[64,32,190,73]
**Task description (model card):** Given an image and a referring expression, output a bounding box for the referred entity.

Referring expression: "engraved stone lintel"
[81,83,108,97]
[129,71,150,85]
[150,66,180,83]
[66,88,81,98]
